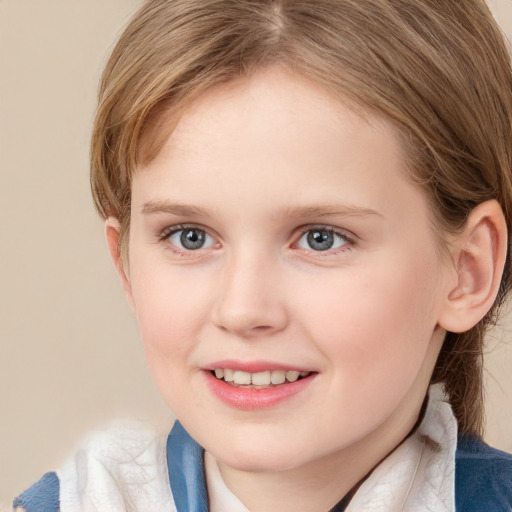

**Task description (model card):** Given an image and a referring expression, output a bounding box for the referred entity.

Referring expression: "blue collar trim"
[167,421,209,512]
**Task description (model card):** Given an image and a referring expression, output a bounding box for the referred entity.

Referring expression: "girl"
[15,0,512,510]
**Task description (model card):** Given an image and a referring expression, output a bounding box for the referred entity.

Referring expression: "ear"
[438,200,508,333]
[105,217,136,312]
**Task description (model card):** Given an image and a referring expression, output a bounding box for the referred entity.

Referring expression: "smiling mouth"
[211,369,312,388]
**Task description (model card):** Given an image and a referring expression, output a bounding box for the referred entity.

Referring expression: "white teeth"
[286,370,300,383]
[270,370,286,385]
[252,371,271,386]
[233,370,251,385]
[212,368,311,386]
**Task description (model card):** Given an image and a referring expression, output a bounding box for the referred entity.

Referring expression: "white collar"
[205,450,251,512]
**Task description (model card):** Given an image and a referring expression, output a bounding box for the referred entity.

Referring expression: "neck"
[216,450,361,512]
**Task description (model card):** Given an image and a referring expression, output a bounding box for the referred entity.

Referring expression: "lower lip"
[204,371,316,410]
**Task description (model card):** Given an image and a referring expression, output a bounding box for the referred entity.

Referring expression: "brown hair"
[90,0,512,436]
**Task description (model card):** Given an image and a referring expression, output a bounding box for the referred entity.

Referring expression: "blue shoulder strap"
[13,471,60,512]
[167,421,209,512]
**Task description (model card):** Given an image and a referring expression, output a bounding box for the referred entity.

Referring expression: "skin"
[107,67,504,511]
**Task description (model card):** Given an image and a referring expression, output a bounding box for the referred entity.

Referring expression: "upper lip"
[203,360,315,373]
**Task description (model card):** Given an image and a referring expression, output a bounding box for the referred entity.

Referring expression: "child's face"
[123,67,453,473]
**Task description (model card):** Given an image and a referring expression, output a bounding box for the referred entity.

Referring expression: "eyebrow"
[282,204,382,219]
[141,201,210,217]
[141,200,381,219]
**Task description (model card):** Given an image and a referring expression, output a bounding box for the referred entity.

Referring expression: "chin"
[205,432,323,473]
[220,449,304,473]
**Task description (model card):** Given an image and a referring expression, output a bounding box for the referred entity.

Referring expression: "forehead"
[158,68,389,163]
[133,67,431,234]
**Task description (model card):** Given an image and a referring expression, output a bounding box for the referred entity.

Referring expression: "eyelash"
[158,224,356,258]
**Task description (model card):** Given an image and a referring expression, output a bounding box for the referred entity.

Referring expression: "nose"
[212,251,289,338]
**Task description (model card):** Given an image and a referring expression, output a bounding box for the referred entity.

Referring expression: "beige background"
[1,0,512,508]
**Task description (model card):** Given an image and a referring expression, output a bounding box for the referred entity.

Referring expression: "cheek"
[128,256,213,361]
[293,250,442,380]
[128,261,215,413]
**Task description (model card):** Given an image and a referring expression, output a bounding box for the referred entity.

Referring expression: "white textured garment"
[57,384,457,512]
[57,422,175,512]
[345,384,457,511]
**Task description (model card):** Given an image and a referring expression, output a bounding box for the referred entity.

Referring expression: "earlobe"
[105,217,136,312]
[439,200,507,333]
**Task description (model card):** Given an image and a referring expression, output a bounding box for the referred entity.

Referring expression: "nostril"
[252,325,275,332]
[212,300,288,336]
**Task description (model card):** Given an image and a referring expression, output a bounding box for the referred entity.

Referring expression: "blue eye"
[297,228,348,251]
[168,228,214,250]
